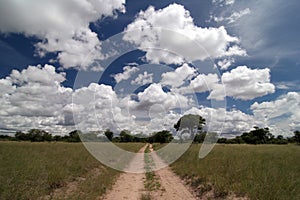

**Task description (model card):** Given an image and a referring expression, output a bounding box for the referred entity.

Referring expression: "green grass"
[170,144,300,199]
[0,142,144,200]
[114,142,146,153]
[143,145,161,192]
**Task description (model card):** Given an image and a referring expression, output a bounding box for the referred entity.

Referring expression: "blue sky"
[0,0,299,136]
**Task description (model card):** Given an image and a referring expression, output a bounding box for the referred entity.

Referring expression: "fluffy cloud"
[0,65,73,134]
[208,66,275,100]
[177,65,274,100]
[123,3,246,65]
[0,0,125,70]
[0,65,284,136]
[161,63,196,88]
[0,65,190,135]
[135,83,189,111]
[221,66,275,100]
[251,92,300,136]
[184,106,253,135]
[217,58,234,70]
[131,71,153,85]
[177,73,220,95]
[114,66,139,83]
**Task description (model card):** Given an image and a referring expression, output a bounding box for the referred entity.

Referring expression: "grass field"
[0,142,144,200]
[169,144,300,199]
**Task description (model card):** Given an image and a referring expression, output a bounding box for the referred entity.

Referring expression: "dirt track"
[100,145,147,200]
[101,144,196,200]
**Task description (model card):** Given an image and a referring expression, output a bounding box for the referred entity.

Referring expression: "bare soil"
[100,145,147,200]
[102,144,197,200]
[149,144,196,200]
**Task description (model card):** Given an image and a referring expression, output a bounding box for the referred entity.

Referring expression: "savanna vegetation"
[1,114,299,199]
[168,144,300,200]
[0,142,144,200]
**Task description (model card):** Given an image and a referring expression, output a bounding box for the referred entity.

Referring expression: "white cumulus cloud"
[161,63,196,88]
[0,0,125,70]
[251,92,300,136]
[114,66,139,83]
[131,71,153,85]
[123,3,246,65]
[209,66,275,100]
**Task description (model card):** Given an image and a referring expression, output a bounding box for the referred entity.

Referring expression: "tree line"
[193,128,300,145]
[0,115,299,145]
[0,129,174,143]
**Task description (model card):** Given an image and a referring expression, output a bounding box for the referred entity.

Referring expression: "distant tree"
[53,135,62,141]
[277,135,284,140]
[174,114,206,140]
[193,133,207,143]
[132,133,148,143]
[294,130,300,144]
[0,134,14,141]
[28,129,48,142]
[148,130,173,143]
[112,137,121,143]
[43,132,53,142]
[120,130,134,142]
[271,135,288,144]
[67,130,81,142]
[15,131,28,141]
[104,129,114,141]
[217,138,227,144]
[241,127,274,144]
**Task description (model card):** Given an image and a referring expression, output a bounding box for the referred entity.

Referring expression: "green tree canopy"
[174,114,206,140]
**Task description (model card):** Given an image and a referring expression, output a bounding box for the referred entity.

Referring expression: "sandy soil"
[149,144,196,200]
[100,145,147,200]
[101,144,196,200]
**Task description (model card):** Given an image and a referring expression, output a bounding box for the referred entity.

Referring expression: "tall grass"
[170,144,300,199]
[0,142,144,200]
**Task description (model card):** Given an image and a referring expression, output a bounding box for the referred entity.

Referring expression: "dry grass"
[170,144,300,200]
[0,142,144,200]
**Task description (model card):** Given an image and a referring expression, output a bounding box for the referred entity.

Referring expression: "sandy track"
[149,145,196,200]
[100,145,147,200]
[102,144,196,200]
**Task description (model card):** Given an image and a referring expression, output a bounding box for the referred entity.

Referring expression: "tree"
[28,129,48,142]
[43,132,53,142]
[53,135,62,141]
[294,130,300,144]
[194,133,207,143]
[104,129,114,141]
[217,137,227,144]
[120,130,134,142]
[241,127,274,144]
[148,130,173,143]
[67,130,81,142]
[15,131,28,141]
[174,114,206,140]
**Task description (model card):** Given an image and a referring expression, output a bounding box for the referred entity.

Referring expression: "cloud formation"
[251,92,300,136]
[114,66,139,83]
[161,63,196,88]
[0,0,125,70]
[0,64,293,137]
[131,71,153,85]
[123,3,246,65]
[176,65,275,101]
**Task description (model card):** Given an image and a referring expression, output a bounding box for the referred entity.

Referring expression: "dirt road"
[149,145,196,200]
[101,144,196,200]
[101,145,147,200]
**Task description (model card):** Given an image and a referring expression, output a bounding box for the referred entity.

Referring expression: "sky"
[0,0,299,137]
